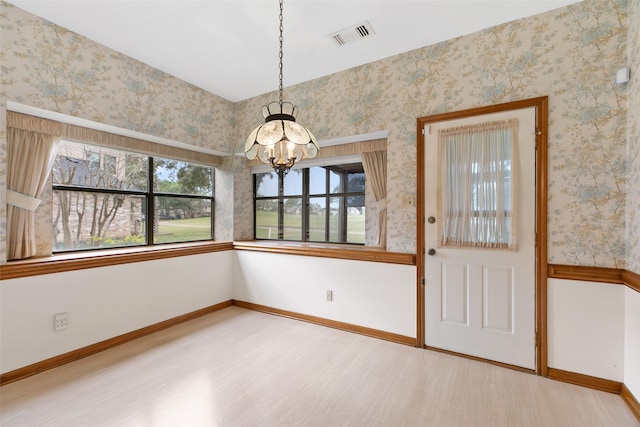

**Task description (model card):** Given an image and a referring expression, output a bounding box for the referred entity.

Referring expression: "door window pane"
[440,120,517,249]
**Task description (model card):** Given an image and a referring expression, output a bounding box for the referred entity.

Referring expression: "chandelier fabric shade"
[244,0,319,175]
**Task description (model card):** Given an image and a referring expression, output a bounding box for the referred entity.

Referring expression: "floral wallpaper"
[0,1,237,263]
[627,0,640,274]
[0,7,236,152]
[214,158,235,242]
[0,0,636,270]
[236,0,630,267]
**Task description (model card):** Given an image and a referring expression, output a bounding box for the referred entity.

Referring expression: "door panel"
[441,262,468,325]
[482,266,513,333]
[424,107,536,370]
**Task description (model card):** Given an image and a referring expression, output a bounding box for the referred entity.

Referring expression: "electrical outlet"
[54,313,69,331]
[326,290,333,301]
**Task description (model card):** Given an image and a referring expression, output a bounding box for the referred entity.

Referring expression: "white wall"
[0,251,233,374]
[548,278,625,381]
[233,251,416,338]
[3,250,637,395]
[625,287,640,396]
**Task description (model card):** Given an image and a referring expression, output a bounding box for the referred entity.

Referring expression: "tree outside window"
[52,140,214,252]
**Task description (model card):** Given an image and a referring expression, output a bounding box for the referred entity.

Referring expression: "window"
[84,149,100,170]
[254,163,365,244]
[439,119,518,250]
[52,140,214,252]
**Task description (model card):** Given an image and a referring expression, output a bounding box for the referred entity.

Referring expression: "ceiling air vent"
[328,21,375,47]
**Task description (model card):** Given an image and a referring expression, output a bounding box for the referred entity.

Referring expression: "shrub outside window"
[52,140,214,252]
[254,163,365,244]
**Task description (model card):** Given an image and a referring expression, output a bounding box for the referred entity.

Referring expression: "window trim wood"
[233,241,415,265]
[0,241,233,280]
[0,241,416,280]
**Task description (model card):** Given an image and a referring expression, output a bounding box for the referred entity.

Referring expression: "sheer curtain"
[7,116,61,260]
[362,150,387,247]
[438,119,518,250]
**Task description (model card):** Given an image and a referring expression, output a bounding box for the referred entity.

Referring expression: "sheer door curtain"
[6,116,60,260]
[438,119,519,251]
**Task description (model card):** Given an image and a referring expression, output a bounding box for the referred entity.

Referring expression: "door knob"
[428,216,436,224]
[428,248,436,256]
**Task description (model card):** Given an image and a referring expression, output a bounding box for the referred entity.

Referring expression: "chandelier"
[244,0,319,176]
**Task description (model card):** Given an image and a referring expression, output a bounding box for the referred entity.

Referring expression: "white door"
[424,107,536,370]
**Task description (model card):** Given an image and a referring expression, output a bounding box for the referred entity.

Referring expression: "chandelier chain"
[243,0,318,175]
[278,0,284,105]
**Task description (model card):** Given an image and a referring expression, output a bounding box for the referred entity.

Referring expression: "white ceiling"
[7,0,581,102]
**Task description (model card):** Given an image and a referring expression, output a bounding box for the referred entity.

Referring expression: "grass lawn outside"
[155,216,212,243]
[255,210,364,243]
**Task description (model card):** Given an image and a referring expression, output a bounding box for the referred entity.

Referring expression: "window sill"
[233,240,416,266]
[0,241,234,280]
[0,241,416,280]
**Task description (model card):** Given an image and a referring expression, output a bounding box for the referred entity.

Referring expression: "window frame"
[52,139,215,253]
[253,163,365,245]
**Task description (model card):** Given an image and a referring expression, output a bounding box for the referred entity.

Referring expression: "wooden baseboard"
[424,345,535,375]
[622,384,640,422]
[2,295,636,422]
[0,300,233,386]
[547,368,622,394]
[232,300,417,346]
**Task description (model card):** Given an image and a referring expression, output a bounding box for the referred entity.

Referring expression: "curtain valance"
[7,111,222,167]
[7,112,62,135]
